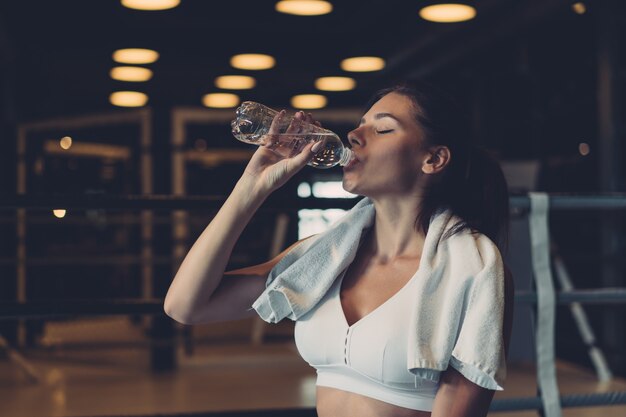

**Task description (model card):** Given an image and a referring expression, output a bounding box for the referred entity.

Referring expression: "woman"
[164,81,514,417]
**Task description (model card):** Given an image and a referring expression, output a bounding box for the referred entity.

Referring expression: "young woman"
[165,82,514,417]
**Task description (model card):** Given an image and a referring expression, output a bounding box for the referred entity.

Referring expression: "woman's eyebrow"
[358,113,401,126]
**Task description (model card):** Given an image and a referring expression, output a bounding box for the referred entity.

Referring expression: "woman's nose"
[347,129,363,148]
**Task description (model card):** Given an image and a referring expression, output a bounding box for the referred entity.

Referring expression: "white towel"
[252,197,506,390]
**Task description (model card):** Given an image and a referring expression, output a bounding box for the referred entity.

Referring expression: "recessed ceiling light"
[110,66,153,82]
[315,76,356,91]
[340,56,385,72]
[202,93,240,108]
[230,54,276,70]
[291,94,327,109]
[53,209,67,218]
[59,136,72,150]
[112,48,159,64]
[572,2,586,14]
[215,75,256,90]
[121,0,181,11]
[110,91,149,107]
[275,0,333,16]
[419,4,476,23]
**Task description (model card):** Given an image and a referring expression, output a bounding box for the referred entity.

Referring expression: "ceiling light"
[230,54,276,70]
[202,93,240,108]
[572,2,586,14]
[110,91,148,107]
[121,0,181,11]
[419,4,476,23]
[110,66,153,82]
[112,48,159,64]
[53,209,67,219]
[275,0,333,16]
[291,94,327,109]
[315,76,356,91]
[215,75,256,90]
[59,136,72,150]
[340,56,385,72]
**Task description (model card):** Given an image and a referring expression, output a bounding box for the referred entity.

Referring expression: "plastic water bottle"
[231,101,354,169]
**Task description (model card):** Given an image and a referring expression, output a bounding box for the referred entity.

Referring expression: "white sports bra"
[294,267,440,411]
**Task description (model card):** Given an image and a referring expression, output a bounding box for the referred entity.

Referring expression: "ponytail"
[458,146,510,251]
[416,145,510,254]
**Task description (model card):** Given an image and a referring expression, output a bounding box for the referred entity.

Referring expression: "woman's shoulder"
[434,227,505,293]
[443,225,502,258]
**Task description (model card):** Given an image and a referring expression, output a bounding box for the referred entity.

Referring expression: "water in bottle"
[231,101,353,169]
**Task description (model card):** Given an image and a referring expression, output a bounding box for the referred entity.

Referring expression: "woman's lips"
[343,155,360,171]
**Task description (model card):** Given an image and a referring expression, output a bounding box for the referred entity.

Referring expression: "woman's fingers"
[268,110,286,135]
[283,141,317,173]
[303,112,323,128]
[265,110,286,148]
[303,112,320,130]
[245,112,323,192]
[285,110,305,135]
[259,110,321,169]
[270,110,319,142]
[254,141,317,193]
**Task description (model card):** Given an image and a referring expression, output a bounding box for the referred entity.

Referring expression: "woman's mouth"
[343,155,360,171]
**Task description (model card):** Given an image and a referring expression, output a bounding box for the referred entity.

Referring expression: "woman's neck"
[368,196,426,262]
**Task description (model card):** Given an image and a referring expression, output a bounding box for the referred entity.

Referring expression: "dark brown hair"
[367,81,510,253]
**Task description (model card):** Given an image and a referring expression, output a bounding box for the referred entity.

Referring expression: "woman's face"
[342,92,431,197]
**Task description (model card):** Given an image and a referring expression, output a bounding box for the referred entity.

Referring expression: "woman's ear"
[422,146,451,174]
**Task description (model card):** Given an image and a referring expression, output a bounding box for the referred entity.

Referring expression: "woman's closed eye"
[375,129,394,134]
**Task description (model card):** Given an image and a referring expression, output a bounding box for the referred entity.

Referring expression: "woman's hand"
[242,110,322,195]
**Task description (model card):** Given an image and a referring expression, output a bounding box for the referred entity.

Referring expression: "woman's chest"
[340,256,421,326]
[294,261,429,387]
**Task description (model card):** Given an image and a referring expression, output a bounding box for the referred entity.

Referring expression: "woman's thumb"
[286,141,318,169]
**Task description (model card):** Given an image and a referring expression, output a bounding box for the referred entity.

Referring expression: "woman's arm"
[164,111,320,325]
[164,175,268,325]
[168,236,312,324]
[430,367,496,417]
[431,265,515,417]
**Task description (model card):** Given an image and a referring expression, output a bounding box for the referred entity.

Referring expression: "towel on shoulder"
[252,197,506,390]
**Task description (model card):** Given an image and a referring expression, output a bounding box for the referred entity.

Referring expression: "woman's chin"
[342,177,366,197]
[341,177,356,194]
